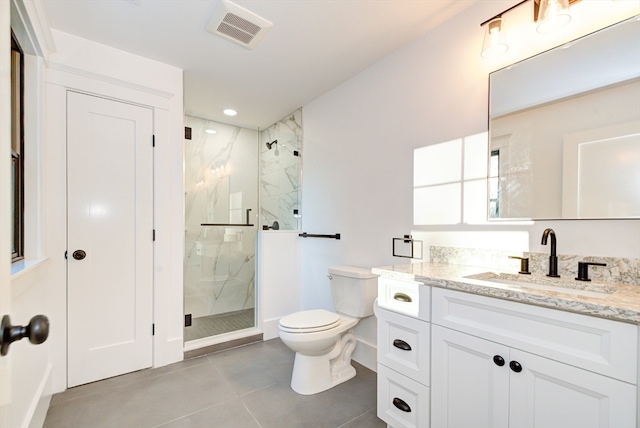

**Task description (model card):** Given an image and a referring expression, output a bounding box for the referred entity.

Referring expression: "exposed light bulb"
[481,17,509,58]
[537,0,571,33]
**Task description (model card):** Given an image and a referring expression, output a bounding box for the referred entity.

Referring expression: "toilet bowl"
[279,309,359,395]
[278,266,378,395]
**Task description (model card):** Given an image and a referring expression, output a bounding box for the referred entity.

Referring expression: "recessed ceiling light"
[223,109,237,116]
[205,129,216,134]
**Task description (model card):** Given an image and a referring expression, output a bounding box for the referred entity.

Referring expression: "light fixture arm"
[480,0,579,28]
[480,0,529,27]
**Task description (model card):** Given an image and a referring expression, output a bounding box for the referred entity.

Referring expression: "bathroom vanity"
[373,263,640,428]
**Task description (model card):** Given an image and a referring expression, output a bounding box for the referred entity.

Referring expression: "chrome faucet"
[541,228,560,278]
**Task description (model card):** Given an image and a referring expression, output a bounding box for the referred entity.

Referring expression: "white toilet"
[278,265,378,395]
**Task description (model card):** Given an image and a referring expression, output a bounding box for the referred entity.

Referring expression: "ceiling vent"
[206,0,273,50]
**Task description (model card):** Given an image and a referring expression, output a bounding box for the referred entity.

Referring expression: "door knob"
[72,249,86,260]
[0,315,49,356]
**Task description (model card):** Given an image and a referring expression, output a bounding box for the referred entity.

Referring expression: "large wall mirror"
[488,16,640,220]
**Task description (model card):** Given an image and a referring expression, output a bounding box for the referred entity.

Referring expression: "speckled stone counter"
[372,262,640,324]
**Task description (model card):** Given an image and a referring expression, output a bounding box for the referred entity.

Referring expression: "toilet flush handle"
[327,274,333,280]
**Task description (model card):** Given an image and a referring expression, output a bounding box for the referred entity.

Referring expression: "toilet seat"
[279,309,340,333]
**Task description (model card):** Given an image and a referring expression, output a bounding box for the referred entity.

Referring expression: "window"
[413,133,489,225]
[11,32,24,262]
[489,149,500,218]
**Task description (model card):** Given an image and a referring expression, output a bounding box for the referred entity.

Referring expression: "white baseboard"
[262,318,281,340]
[352,338,377,372]
[28,394,51,428]
[154,336,184,367]
[26,364,52,428]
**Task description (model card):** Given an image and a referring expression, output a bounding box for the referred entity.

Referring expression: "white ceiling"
[42,0,475,129]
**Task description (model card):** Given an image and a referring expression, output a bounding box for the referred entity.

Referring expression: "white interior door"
[0,0,14,416]
[0,1,15,420]
[67,91,153,387]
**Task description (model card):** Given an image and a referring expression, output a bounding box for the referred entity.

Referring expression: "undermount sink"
[464,272,616,298]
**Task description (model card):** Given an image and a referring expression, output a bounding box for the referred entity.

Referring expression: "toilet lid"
[279,309,340,332]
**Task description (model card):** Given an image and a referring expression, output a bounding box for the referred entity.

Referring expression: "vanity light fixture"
[211,163,226,174]
[480,0,580,57]
[481,17,509,58]
[536,0,572,33]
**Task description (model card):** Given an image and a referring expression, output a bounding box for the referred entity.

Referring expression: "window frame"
[488,149,500,219]
[11,31,25,262]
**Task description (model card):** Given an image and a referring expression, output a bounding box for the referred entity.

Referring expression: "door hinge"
[152,323,155,336]
[153,229,156,241]
[152,135,155,147]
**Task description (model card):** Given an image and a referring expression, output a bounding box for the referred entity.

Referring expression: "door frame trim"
[45,55,185,394]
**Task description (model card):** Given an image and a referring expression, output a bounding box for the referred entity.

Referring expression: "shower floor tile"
[184,308,255,342]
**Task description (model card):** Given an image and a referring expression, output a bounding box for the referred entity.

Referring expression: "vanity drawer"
[377,306,430,384]
[377,364,430,428]
[432,287,638,383]
[377,277,430,321]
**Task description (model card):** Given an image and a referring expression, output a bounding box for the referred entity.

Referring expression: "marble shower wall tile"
[430,246,640,285]
[260,109,302,230]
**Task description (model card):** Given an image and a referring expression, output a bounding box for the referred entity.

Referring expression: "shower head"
[266,140,278,150]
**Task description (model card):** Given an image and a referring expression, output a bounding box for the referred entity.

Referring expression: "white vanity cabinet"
[431,287,638,428]
[376,277,431,428]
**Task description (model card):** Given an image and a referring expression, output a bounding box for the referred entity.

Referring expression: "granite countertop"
[372,262,640,324]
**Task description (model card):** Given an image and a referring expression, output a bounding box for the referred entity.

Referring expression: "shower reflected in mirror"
[266,139,278,150]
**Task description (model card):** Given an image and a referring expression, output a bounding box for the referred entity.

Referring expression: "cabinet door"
[431,325,510,428]
[509,349,637,428]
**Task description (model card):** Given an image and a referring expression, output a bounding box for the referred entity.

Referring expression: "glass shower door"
[184,116,258,343]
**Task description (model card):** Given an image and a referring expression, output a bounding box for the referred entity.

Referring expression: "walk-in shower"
[183,109,302,347]
[183,116,258,344]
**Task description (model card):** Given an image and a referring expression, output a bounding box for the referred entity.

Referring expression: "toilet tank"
[328,266,379,318]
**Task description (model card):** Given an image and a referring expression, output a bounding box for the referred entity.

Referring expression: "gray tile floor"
[44,338,385,428]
